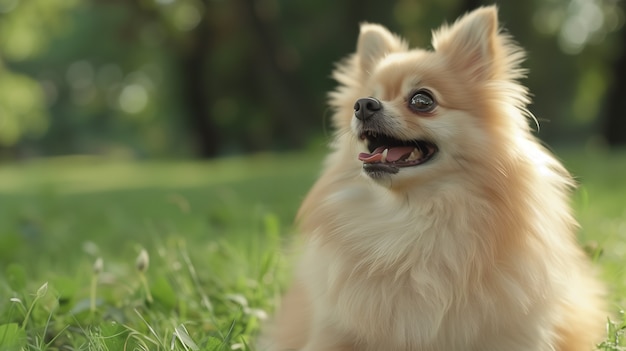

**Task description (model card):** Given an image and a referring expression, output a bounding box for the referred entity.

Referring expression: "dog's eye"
[408,90,436,114]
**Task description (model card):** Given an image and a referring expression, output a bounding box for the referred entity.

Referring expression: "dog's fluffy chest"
[300,240,451,348]
[298,186,467,347]
[296,183,558,350]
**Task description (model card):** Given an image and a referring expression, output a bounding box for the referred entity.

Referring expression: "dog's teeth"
[407,148,421,161]
[381,148,388,163]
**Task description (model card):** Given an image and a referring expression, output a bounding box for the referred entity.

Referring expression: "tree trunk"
[123,0,220,158]
[179,14,220,158]
[603,25,626,147]
[239,0,313,149]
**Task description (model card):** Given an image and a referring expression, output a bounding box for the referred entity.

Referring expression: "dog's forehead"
[377,50,432,73]
[370,50,442,96]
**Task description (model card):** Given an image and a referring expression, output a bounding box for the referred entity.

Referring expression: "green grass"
[0,148,625,350]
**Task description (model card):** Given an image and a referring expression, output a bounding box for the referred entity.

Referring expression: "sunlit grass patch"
[0,152,319,350]
[0,148,624,350]
[1,222,287,350]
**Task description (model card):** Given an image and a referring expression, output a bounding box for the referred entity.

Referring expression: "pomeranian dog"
[261,6,606,351]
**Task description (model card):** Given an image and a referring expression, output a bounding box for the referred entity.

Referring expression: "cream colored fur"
[260,6,605,351]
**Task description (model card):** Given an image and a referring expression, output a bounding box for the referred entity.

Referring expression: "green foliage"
[0,69,48,146]
[0,0,78,60]
[0,149,624,350]
[0,0,623,157]
[596,312,626,351]
[0,323,27,349]
[0,151,322,350]
[0,0,78,148]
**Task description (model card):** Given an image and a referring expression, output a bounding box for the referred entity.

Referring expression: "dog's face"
[330,8,529,189]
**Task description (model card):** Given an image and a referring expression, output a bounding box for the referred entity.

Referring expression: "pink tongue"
[358,146,415,163]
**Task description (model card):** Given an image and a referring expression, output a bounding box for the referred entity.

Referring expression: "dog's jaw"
[353,120,439,183]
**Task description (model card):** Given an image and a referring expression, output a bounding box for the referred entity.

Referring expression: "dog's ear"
[431,6,500,82]
[357,24,406,74]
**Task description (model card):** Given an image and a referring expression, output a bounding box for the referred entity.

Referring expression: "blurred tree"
[106,0,220,157]
[0,0,623,159]
[456,0,482,15]
[239,0,313,149]
[0,66,48,151]
[603,1,626,147]
[180,5,220,158]
[0,0,78,156]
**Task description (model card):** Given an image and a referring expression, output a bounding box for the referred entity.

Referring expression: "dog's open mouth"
[358,131,438,174]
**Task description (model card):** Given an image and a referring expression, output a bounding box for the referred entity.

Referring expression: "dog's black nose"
[354,97,382,121]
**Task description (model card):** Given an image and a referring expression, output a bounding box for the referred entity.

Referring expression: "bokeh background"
[0,0,625,161]
[2,2,626,349]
